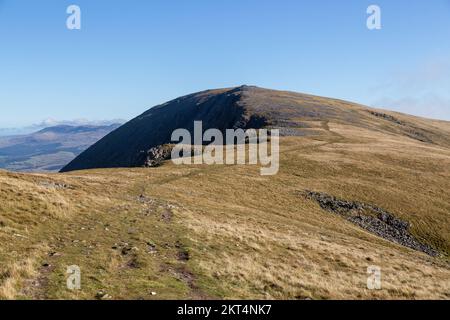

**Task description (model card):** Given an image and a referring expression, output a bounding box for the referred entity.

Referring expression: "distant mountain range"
[0,123,122,172]
[0,119,125,136]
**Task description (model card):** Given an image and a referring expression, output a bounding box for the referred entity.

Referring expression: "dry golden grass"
[0,118,449,299]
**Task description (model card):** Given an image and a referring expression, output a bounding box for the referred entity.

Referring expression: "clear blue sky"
[1,0,449,127]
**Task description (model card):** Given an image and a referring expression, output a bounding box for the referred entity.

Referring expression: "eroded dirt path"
[21,177,210,300]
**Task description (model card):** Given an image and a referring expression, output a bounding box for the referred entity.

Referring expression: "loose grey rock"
[304,190,438,256]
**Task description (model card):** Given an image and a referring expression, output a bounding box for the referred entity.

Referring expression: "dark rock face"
[138,145,173,168]
[61,86,266,172]
[304,191,438,256]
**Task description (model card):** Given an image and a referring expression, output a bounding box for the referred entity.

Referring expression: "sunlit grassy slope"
[1,113,449,299]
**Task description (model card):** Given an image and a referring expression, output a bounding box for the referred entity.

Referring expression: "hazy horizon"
[2,84,450,132]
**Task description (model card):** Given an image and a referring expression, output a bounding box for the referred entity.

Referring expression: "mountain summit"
[60,86,450,172]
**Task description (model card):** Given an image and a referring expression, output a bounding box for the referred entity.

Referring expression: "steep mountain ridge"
[61,86,450,172]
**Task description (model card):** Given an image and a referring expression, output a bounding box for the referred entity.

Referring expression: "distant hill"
[61,85,450,172]
[0,119,124,137]
[0,123,122,172]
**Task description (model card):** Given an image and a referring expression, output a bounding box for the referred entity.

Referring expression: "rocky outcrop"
[368,111,404,125]
[304,191,438,256]
[138,145,173,168]
[368,111,434,144]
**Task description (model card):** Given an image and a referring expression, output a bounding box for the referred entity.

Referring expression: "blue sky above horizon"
[0,0,449,127]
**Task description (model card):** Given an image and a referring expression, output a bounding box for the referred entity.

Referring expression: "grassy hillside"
[1,121,449,299]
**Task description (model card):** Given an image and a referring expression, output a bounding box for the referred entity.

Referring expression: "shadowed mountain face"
[0,124,121,172]
[60,86,450,172]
